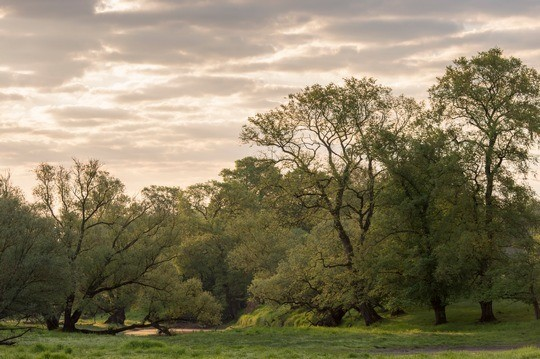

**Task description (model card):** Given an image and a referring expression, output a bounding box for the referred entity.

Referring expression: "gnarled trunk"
[533,299,540,320]
[104,307,126,325]
[430,297,447,325]
[62,294,82,332]
[390,308,406,317]
[357,302,382,326]
[45,315,60,330]
[479,300,496,322]
[315,307,347,327]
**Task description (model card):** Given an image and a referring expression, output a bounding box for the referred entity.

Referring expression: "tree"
[375,123,475,324]
[0,175,64,344]
[488,184,540,319]
[430,48,540,322]
[249,222,353,326]
[241,77,417,325]
[178,180,252,320]
[33,159,179,332]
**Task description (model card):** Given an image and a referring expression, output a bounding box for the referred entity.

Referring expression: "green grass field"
[1,301,539,358]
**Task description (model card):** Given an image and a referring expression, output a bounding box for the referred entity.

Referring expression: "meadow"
[1,301,539,358]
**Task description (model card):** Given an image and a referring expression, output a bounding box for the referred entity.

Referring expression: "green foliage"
[31,159,207,331]
[177,157,302,321]
[250,222,356,326]
[429,48,540,313]
[236,305,313,327]
[372,124,477,323]
[241,77,421,325]
[0,175,64,322]
[138,275,222,326]
[225,211,299,277]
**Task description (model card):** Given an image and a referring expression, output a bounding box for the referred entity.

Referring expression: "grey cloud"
[172,122,242,140]
[0,18,101,86]
[149,0,540,24]
[0,92,25,101]
[0,139,67,166]
[1,0,97,18]
[102,24,274,65]
[1,0,540,196]
[49,106,139,128]
[50,106,136,120]
[144,104,201,113]
[325,19,463,43]
[0,123,73,140]
[117,76,258,102]
[104,120,243,145]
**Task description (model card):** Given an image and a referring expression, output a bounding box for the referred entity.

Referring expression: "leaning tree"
[241,77,418,325]
[33,159,182,332]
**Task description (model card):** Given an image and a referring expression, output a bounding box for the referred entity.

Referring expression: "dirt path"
[374,343,540,355]
[124,328,216,336]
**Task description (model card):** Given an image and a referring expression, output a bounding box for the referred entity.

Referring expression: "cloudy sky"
[1,0,540,196]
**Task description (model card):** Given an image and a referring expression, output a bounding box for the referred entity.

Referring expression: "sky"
[1,0,540,197]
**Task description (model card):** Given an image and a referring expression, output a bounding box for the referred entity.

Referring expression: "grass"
[1,301,539,358]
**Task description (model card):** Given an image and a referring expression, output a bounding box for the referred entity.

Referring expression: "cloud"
[325,19,463,44]
[116,76,258,102]
[0,92,24,101]
[0,0,539,195]
[1,0,96,18]
[49,106,138,127]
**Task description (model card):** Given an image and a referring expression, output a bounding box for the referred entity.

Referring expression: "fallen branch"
[77,322,159,335]
[76,318,175,335]
[0,328,31,346]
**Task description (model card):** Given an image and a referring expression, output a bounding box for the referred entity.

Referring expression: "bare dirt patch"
[374,344,540,355]
[124,327,216,336]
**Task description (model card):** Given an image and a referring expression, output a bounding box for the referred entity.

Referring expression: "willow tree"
[375,122,476,325]
[241,77,417,325]
[0,176,63,343]
[430,48,540,322]
[33,159,179,332]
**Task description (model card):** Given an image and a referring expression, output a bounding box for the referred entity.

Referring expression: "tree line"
[1,49,540,343]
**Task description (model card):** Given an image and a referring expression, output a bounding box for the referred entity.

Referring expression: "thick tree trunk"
[390,308,406,317]
[430,298,447,325]
[45,315,60,330]
[104,307,126,325]
[479,301,497,322]
[316,308,346,327]
[533,299,540,320]
[63,310,82,332]
[62,294,82,332]
[357,302,382,326]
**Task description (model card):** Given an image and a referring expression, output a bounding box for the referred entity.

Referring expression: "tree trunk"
[104,307,126,325]
[62,294,82,332]
[533,299,540,320]
[479,301,497,322]
[45,315,60,330]
[63,310,82,332]
[357,302,382,326]
[430,298,447,325]
[390,308,406,317]
[316,308,346,327]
